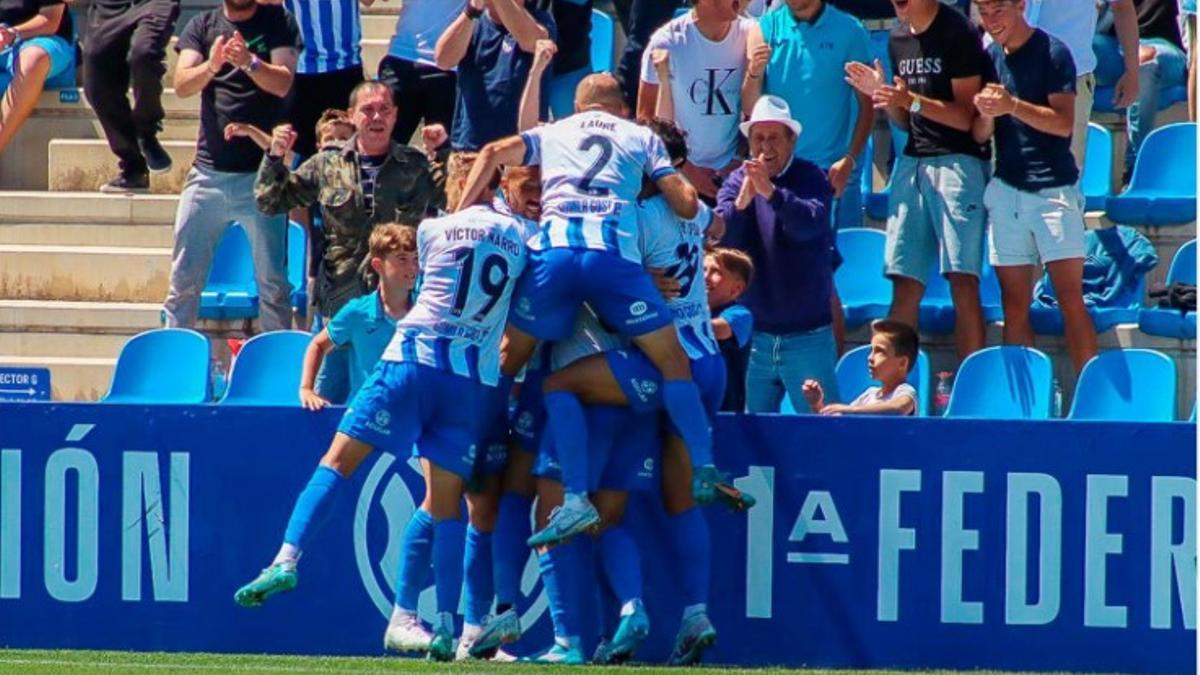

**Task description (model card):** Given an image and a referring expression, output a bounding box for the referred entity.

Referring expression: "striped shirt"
[520,110,676,263]
[381,204,529,386]
[637,196,720,359]
[286,0,362,74]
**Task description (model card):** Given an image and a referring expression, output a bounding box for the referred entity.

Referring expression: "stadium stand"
[1067,348,1177,422]
[917,257,1004,333]
[863,127,908,222]
[287,221,307,318]
[1105,122,1197,227]
[834,228,890,329]
[943,346,1054,420]
[219,330,309,406]
[590,8,616,73]
[199,224,258,321]
[103,328,209,404]
[1082,122,1114,212]
[835,344,931,416]
[1139,239,1196,340]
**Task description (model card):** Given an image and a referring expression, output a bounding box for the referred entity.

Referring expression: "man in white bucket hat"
[716,95,842,413]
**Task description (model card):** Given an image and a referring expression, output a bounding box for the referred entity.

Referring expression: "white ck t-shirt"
[640,14,754,170]
[851,383,918,416]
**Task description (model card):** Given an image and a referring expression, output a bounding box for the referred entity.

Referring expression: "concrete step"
[0,244,171,303]
[0,222,175,248]
[0,355,116,401]
[0,332,132,359]
[0,299,162,334]
[0,191,179,225]
[48,139,196,194]
[362,14,395,42]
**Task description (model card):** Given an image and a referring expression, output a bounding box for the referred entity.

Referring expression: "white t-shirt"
[851,383,918,416]
[1024,0,1116,76]
[640,14,754,170]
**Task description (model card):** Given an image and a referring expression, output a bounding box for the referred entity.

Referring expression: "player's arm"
[299,328,336,411]
[518,40,556,132]
[457,135,529,211]
[654,173,699,221]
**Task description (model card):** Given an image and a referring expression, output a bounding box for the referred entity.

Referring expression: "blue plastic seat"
[1067,349,1177,422]
[864,127,909,221]
[917,259,1003,333]
[944,346,1053,420]
[104,329,210,404]
[1082,123,1113,212]
[835,228,890,329]
[590,9,615,73]
[200,224,258,320]
[220,331,310,406]
[835,345,931,416]
[288,221,308,317]
[1139,239,1196,339]
[1106,123,1197,226]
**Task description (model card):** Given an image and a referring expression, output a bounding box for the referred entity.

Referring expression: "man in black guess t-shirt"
[161,0,302,332]
[845,0,989,364]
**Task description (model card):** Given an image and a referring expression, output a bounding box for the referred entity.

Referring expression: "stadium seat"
[1191,402,1196,422]
[917,259,1003,333]
[288,221,308,317]
[200,224,259,320]
[1106,123,1197,227]
[1081,123,1113,212]
[104,329,210,404]
[220,331,310,406]
[864,127,908,221]
[1139,239,1196,339]
[835,228,890,329]
[835,345,931,416]
[590,9,616,73]
[1067,349,1177,422]
[944,346,1053,420]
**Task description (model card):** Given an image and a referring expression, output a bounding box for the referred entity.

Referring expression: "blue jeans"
[745,326,839,413]
[163,166,292,330]
[1093,34,1188,168]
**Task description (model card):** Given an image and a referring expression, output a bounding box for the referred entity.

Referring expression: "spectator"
[435,0,555,152]
[162,0,300,332]
[845,0,989,361]
[1026,0,1141,167]
[612,0,682,110]
[254,80,446,400]
[1094,0,1187,180]
[743,0,875,230]
[639,1,754,201]
[378,0,465,145]
[716,95,838,412]
[972,0,1097,373]
[534,0,593,120]
[298,223,418,411]
[224,107,355,166]
[0,0,73,157]
[83,0,179,193]
[802,318,919,415]
[706,247,755,413]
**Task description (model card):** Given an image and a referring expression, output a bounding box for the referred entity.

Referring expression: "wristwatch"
[464,4,483,20]
[908,95,923,115]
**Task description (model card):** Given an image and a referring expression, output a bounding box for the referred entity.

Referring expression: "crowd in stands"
[1,0,1196,413]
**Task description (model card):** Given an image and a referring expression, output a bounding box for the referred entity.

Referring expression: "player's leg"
[460,473,501,660]
[504,248,582,376]
[418,458,468,661]
[528,476,587,665]
[592,489,648,665]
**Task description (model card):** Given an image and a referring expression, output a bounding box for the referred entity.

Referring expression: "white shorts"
[984,178,1086,267]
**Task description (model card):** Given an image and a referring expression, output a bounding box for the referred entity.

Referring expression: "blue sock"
[538,550,569,640]
[395,508,434,611]
[667,507,710,606]
[282,465,342,552]
[662,380,713,467]
[494,493,533,610]
[598,525,642,605]
[433,519,467,616]
[543,391,589,495]
[463,526,494,626]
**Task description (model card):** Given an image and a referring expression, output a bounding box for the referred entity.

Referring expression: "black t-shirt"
[0,0,72,42]
[829,0,895,20]
[176,5,302,173]
[535,0,591,75]
[889,4,990,159]
[1123,0,1183,49]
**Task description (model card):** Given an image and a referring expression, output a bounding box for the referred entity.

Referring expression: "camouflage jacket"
[254,138,446,315]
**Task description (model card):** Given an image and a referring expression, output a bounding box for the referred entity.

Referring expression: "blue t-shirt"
[325,290,399,396]
[714,303,753,412]
[450,8,557,151]
[719,304,754,347]
[987,29,1078,191]
[760,3,871,169]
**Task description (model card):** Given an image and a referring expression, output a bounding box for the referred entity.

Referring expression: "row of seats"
[201,222,308,320]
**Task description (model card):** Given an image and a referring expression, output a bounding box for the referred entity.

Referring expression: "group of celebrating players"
[232,71,756,666]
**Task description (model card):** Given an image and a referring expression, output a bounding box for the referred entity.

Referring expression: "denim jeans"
[1093,34,1188,169]
[163,166,293,331]
[745,326,840,413]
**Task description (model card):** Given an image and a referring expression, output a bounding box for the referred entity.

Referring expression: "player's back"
[383,204,528,386]
[637,195,719,359]
[523,110,676,262]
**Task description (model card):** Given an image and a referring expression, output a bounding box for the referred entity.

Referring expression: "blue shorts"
[606,350,727,429]
[510,367,548,455]
[338,361,491,480]
[476,382,513,478]
[0,37,74,89]
[509,249,673,341]
[534,405,659,493]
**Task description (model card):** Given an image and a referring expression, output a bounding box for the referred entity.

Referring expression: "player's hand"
[827,156,854,198]
[873,76,913,111]
[648,267,681,300]
[208,34,228,72]
[421,123,448,157]
[269,123,297,159]
[802,379,824,410]
[748,43,771,78]
[651,48,670,77]
[223,31,252,70]
[531,39,556,73]
[299,387,330,411]
[845,59,885,98]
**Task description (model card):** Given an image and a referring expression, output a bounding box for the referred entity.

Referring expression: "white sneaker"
[383,612,432,653]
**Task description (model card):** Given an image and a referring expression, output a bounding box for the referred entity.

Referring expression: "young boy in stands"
[297,223,418,410]
[705,248,755,413]
[802,319,918,416]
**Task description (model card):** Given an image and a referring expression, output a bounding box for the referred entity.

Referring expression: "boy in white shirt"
[803,319,919,416]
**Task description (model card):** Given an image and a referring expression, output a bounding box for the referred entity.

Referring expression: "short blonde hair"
[315,108,353,143]
[708,247,755,287]
[369,222,416,259]
[446,152,500,208]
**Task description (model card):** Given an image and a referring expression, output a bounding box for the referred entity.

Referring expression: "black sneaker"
[138,135,172,174]
[99,173,150,194]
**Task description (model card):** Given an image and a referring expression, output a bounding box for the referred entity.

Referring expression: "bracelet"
[464,5,483,20]
[246,54,261,73]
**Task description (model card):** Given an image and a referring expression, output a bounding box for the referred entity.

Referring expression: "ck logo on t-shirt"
[688,68,738,116]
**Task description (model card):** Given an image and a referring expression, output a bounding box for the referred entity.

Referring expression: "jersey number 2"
[451,248,510,322]
[576,135,613,196]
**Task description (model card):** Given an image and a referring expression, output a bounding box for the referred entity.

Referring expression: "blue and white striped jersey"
[637,196,720,359]
[382,204,528,386]
[520,110,677,263]
[285,0,362,74]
